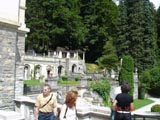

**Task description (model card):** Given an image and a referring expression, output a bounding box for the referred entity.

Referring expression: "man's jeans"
[38,112,54,120]
[110,109,115,120]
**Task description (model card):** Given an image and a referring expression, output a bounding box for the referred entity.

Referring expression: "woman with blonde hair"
[59,90,78,120]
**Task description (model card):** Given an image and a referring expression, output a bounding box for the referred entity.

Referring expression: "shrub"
[149,67,160,97]
[138,70,151,99]
[151,104,160,112]
[118,55,134,95]
[74,77,80,81]
[89,77,110,105]
[61,76,68,81]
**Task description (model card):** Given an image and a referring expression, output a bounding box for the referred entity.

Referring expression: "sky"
[150,0,160,9]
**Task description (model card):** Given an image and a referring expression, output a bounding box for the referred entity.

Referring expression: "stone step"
[0,110,24,120]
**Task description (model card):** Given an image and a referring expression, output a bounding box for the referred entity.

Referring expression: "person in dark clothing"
[112,81,134,120]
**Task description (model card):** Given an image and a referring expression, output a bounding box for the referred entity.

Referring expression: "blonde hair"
[65,90,78,108]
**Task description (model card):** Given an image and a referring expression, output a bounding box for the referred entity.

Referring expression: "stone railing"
[14,96,111,120]
[133,111,160,120]
[0,96,158,120]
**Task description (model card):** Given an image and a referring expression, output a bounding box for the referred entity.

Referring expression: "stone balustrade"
[13,96,110,120]
[0,95,159,120]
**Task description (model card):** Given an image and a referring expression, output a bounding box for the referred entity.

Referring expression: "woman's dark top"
[115,93,133,111]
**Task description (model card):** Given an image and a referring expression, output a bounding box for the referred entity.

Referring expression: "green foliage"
[148,66,160,96]
[89,78,110,105]
[74,76,80,81]
[139,69,151,99]
[96,40,119,72]
[26,0,87,52]
[86,63,100,73]
[151,104,160,112]
[150,67,160,88]
[157,7,160,52]
[61,76,68,81]
[116,0,129,57]
[139,70,151,89]
[118,55,134,95]
[80,0,118,62]
[116,0,156,73]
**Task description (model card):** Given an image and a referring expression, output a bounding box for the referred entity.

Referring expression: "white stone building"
[24,48,86,81]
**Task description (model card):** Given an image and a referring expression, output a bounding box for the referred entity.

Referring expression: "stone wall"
[15,32,26,98]
[0,0,29,110]
[0,25,18,110]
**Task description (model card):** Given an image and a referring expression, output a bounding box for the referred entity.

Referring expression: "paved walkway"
[132,97,160,115]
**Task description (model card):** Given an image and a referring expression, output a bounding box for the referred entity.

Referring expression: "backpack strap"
[64,105,68,118]
[41,94,53,108]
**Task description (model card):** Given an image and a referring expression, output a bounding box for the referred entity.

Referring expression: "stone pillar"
[58,51,62,58]
[15,0,29,99]
[66,58,70,76]
[66,52,70,58]
[134,68,138,99]
[83,52,85,62]
[76,51,78,60]
[14,32,26,98]
[77,77,88,97]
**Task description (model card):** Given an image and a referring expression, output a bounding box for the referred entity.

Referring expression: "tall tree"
[47,0,87,50]
[80,0,118,62]
[96,40,119,72]
[26,0,50,53]
[156,6,160,64]
[26,0,87,53]
[129,0,156,72]
[116,0,130,57]
[116,0,157,73]
[119,55,134,95]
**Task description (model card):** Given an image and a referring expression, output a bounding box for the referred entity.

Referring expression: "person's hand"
[34,117,38,120]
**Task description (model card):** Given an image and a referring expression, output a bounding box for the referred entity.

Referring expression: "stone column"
[83,52,85,62]
[134,68,138,99]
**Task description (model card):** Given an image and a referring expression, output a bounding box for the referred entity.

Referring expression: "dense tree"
[80,0,118,63]
[149,66,160,96]
[156,7,160,64]
[118,55,134,95]
[25,0,50,53]
[116,0,130,57]
[128,0,156,73]
[116,0,157,73]
[26,0,87,53]
[96,40,119,72]
[138,69,151,99]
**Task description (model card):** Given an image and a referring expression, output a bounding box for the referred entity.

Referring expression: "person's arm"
[112,100,118,111]
[59,104,67,120]
[34,106,39,120]
[52,94,58,116]
[53,104,58,116]
[34,95,40,120]
[130,103,134,111]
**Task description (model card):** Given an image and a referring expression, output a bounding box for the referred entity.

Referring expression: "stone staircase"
[0,110,24,120]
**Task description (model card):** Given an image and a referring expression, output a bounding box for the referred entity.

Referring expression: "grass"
[134,98,154,110]
[86,63,101,73]
[24,80,45,86]
[58,80,79,85]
